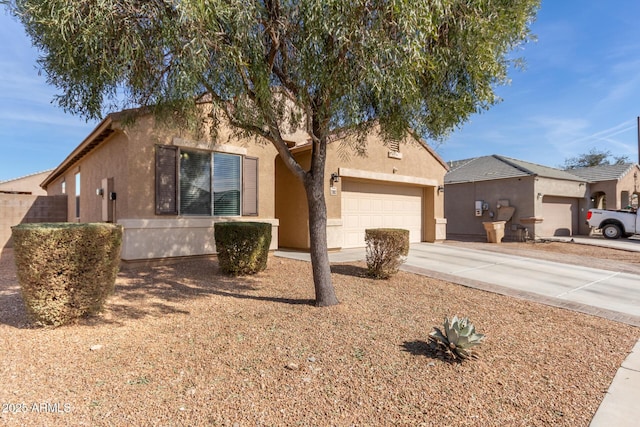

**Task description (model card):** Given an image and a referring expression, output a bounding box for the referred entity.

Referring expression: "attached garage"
[341,179,424,248]
[540,196,579,237]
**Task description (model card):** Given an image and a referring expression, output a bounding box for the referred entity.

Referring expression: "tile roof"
[445,155,585,184]
[565,163,636,182]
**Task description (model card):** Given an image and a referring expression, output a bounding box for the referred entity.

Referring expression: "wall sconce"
[330,172,340,185]
[537,193,542,200]
[437,185,445,194]
[96,188,104,196]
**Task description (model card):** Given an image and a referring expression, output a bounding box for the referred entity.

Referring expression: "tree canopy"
[4,0,540,306]
[563,148,631,169]
[6,1,539,146]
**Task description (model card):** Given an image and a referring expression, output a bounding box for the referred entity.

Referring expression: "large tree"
[563,148,630,170]
[4,0,539,306]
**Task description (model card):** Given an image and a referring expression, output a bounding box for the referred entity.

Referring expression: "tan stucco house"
[0,170,51,195]
[444,155,589,240]
[41,111,448,262]
[568,163,640,213]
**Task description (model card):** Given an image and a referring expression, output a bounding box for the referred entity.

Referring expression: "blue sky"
[1,1,639,182]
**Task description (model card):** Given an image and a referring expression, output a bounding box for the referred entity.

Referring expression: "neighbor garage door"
[341,179,423,248]
[540,196,578,237]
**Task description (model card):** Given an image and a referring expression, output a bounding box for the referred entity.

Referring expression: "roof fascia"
[40,116,115,189]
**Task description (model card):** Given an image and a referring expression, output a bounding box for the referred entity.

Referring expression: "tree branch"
[201,79,307,182]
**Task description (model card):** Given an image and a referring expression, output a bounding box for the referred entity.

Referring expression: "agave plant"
[429,316,485,361]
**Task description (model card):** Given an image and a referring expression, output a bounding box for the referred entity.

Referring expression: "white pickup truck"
[586,208,640,239]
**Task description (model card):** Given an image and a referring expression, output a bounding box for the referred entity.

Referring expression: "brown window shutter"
[155,145,178,215]
[242,156,258,216]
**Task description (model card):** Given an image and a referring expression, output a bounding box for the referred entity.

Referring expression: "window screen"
[213,153,241,216]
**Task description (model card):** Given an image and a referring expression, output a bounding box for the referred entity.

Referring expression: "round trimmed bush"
[214,222,272,275]
[365,228,410,279]
[11,223,123,326]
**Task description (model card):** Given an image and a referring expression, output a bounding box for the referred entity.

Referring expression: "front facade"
[42,112,447,261]
[276,129,448,250]
[42,113,281,261]
[445,155,588,240]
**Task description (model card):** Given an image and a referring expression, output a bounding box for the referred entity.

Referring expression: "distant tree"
[4,0,540,306]
[563,149,631,169]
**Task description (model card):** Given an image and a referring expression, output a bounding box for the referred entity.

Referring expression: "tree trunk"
[303,173,339,306]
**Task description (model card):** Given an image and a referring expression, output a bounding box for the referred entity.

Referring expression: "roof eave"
[40,116,116,189]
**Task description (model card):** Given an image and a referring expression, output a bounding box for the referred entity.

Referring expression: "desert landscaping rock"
[0,243,638,426]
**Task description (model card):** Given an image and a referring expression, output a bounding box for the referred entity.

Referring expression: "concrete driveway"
[276,240,640,326]
[401,243,640,326]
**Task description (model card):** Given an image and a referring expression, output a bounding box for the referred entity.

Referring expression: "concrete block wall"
[0,195,67,249]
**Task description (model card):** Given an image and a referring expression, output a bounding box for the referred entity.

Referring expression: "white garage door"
[540,196,578,237]
[342,180,423,248]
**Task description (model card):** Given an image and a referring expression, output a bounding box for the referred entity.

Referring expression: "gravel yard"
[1,241,638,426]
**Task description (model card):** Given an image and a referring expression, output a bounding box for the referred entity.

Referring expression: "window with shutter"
[155,145,178,215]
[156,145,257,217]
[242,157,258,216]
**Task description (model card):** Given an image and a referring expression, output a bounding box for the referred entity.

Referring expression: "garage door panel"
[342,180,423,248]
[540,196,578,237]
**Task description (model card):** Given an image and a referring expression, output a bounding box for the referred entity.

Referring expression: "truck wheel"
[602,224,622,239]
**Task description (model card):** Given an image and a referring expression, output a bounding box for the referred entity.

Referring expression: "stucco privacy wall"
[43,114,280,260]
[275,129,447,249]
[0,195,67,249]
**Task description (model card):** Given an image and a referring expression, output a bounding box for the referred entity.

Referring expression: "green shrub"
[365,228,410,279]
[11,223,122,327]
[214,222,272,275]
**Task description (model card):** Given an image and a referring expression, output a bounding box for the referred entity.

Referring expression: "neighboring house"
[1,170,66,250]
[567,163,640,212]
[0,170,52,195]
[41,111,448,262]
[444,155,589,240]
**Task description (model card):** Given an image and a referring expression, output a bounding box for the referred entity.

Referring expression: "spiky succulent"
[429,316,485,361]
